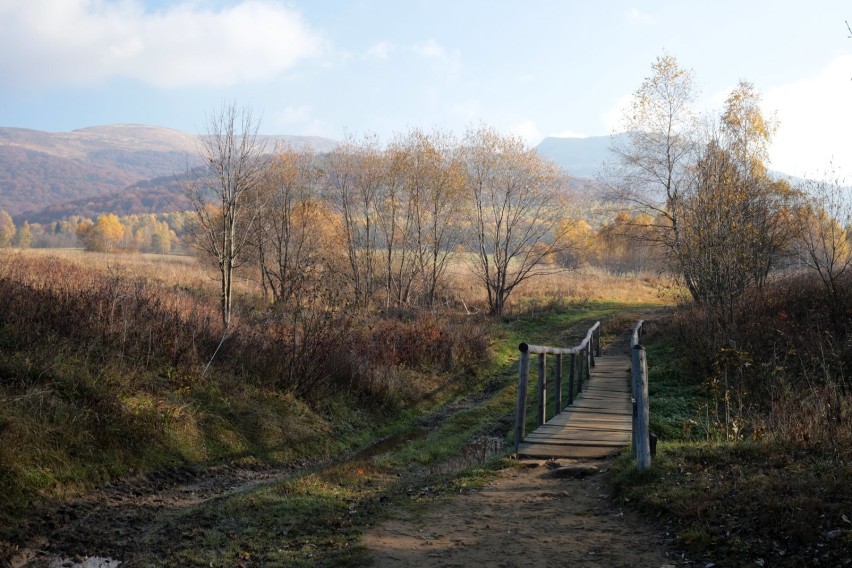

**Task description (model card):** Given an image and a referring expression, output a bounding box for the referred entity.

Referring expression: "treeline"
[185,117,579,318]
[0,210,189,253]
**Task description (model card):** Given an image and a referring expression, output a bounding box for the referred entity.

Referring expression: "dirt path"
[365,312,688,568]
[365,458,691,568]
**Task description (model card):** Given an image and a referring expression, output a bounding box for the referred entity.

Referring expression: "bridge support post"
[632,344,651,470]
[514,344,531,454]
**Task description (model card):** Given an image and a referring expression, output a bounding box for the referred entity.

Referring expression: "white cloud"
[272,104,330,137]
[509,120,543,146]
[601,94,633,132]
[412,39,462,74]
[628,8,655,25]
[0,0,325,88]
[412,39,446,59]
[450,99,483,121]
[365,41,392,61]
[764,54,852,177]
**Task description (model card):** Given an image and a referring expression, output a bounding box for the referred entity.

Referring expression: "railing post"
[586,346,592,383]
[577,348,585,394]
[596,326,602,357]
[514,343,531,454]
[554,354,563,415]
[632,344,651,470]
[536,353,547,426]
[567,352,576,405]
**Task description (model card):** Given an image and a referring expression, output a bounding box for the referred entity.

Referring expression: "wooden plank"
[517,442,622,459]
[524,433,629,445]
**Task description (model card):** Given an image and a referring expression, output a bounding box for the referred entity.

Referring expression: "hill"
[535,134,625,179]
[0,125,338,220]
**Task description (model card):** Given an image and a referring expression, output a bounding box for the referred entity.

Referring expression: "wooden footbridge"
[513,320,652,467]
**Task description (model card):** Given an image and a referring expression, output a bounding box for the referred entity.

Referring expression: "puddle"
[429,435,505,475]
[49,557,121,568]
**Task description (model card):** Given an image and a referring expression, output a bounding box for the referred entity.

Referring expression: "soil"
[365,459,692,568]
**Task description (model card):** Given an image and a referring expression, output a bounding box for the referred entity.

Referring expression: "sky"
[0,0,850,178]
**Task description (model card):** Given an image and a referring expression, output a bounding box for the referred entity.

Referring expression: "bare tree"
[253,145,326,305]
[794,174,852,310]
[462,126,571,315]
[387,129,465,308]
[184,103,267,326]
[325,136,383,309]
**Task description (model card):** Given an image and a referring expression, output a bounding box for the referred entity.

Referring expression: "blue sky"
[0,0,850,177]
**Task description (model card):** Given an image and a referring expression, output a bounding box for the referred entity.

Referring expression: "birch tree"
[608,54,698,273]
[184,103,267,326]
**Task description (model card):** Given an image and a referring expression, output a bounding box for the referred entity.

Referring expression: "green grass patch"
[611,442,852,567]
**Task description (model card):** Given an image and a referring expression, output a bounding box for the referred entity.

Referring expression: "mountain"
[0,125,338,221]
[535,134,625,179]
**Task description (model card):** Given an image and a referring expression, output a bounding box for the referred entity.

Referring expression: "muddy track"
[5,461,306,566]
[4,379,515,567]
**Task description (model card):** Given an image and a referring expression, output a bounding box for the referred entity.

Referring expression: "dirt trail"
[365,459,690,568]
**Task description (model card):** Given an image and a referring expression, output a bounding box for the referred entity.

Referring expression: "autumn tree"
[598,211,658,273]
[462,126,571,315]
[14,221,33,249]
[720,81,792,290]
[794,174,852,311]
[612,56,793,310]
[0,209,15,248]
[677,87,791,321]
[184,103,267,326]
[385,129,465,307]
[150,220,173,254]
[76,214,127,252]
[0,210,15,247]
[253,145,329,305]
[607,54,698,270]
[324,136,384,309]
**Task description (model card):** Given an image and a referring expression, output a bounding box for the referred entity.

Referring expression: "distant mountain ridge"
[3,125,625,224]
[535,134,625,179]
[0,125,338,221]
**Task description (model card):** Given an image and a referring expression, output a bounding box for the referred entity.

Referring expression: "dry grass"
[442,261,678,314]
[18,248,262,299]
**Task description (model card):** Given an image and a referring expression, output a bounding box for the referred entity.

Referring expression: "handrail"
[513,321,602,454]
[631,319,644,348]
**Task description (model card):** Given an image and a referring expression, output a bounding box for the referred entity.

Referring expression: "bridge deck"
[517,337,633,459]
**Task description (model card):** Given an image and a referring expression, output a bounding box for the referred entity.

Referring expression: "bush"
[668,271,851,454]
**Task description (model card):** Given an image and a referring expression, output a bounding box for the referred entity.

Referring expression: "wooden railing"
[513,321,601,453]
[631,320,652,470]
